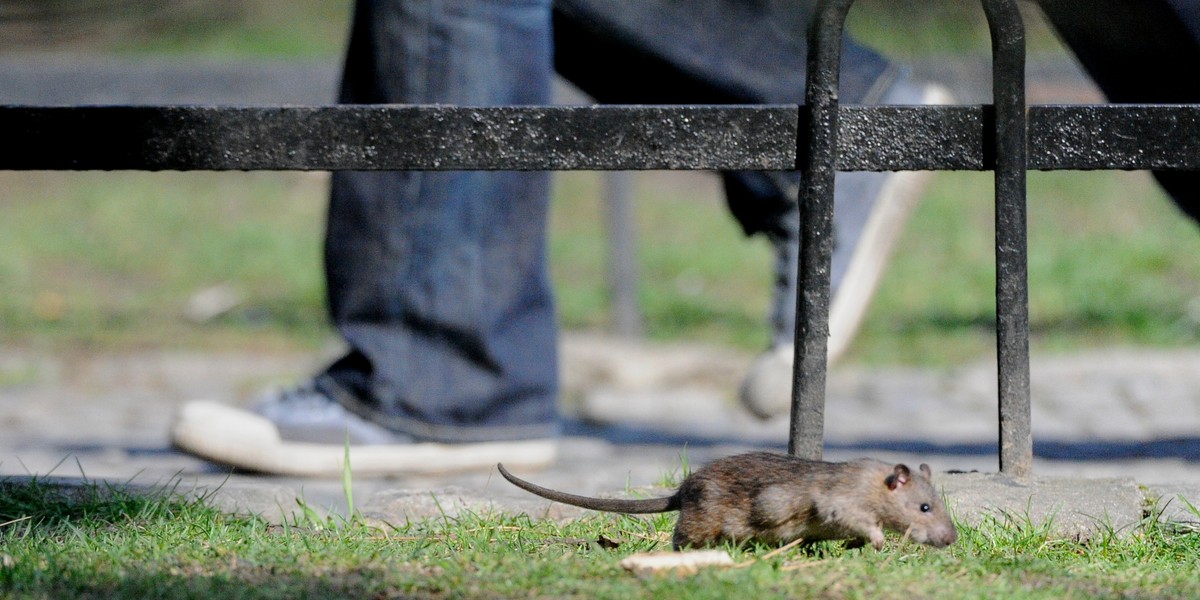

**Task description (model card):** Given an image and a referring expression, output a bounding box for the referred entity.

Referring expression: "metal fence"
[5,0,1200,479]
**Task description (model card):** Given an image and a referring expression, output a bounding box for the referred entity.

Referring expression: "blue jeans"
[1040,0,1200,223]
[319,0,558,443]
[319,0,893,442]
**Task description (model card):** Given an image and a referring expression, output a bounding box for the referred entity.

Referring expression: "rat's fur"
[499,451,957,550]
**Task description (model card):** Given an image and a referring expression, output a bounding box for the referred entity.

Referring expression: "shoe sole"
[171,400,557,477]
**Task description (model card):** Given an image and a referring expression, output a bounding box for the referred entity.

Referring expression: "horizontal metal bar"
[1031,105,1200,170]
[0,105,794,171]
[3,104,1200,171]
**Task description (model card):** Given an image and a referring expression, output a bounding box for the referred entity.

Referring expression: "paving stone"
[185,481,317,524]
[939,472,1146,540]
[357,486,586,526]
[1143,483,1200,527]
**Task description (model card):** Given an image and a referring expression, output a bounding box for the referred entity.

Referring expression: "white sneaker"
[738,343,796,420]
[739,80,954,421]
[170,387,557,477]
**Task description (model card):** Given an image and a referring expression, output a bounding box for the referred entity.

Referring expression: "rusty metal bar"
[789,0,854,459]
[5,104,1200,172]
[0,105,794,172]
[984,0,1032,480]
[789,0,1034,477]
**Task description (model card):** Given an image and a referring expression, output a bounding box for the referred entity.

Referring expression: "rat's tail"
[497,463,679,514]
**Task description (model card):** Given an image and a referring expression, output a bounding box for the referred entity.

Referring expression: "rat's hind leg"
[670,510,728,550]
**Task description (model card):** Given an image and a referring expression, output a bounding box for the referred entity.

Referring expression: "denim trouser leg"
[320,0,898,441]
[553,0,894,239]
[554,0,899,346]
[319,0,559,443]
[1040,0,1200,223]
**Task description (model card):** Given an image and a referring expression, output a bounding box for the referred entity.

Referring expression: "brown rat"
[498,451,957,550]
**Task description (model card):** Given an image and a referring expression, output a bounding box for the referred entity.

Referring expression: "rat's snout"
[909,521,958,548]
[929,523,958,548]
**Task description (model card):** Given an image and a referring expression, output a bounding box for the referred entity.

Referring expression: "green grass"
[852,170,1200,365]
[846,0,1072,59]
[5,0,355,58]
[550,172,774,350]
[0,171,330,352]
[2,477,1199,599]
[3,168,1199,364]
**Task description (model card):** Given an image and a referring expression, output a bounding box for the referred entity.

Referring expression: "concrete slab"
[939,472,1146,540]
[1143,483,1200,528]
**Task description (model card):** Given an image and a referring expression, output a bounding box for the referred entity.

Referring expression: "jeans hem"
[316,374,561,444]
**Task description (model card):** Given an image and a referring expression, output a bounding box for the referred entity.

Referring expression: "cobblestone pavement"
[2,333,1198,536]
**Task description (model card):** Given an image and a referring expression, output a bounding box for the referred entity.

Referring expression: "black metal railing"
[5,0,1200,479]
[8,103,1198,171]
[792,0,1031,476]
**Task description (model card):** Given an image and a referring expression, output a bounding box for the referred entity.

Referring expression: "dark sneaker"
[170,386,556,476]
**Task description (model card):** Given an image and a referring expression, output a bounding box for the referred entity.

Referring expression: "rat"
[498,451,957,550]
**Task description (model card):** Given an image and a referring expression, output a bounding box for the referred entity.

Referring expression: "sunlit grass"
[2,476,1198,599]
[2,167,1198,364]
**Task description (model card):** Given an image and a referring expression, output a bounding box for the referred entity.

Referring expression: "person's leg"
[553,0,950,417]
[171,0,559,475]
[1039,0,1200,223]
[726,82,952,419]
[322,0,558,445]
[553,0,890,105]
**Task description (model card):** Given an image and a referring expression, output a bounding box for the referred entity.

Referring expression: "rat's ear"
[885,464,911,490]
[919,463,932,478]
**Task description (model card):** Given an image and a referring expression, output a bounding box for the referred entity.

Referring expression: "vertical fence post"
[790,0,856,459]
[983,0,1032,480]
[793,0,1033,477]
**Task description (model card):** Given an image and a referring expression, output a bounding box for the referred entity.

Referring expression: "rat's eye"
[920,503,932,513]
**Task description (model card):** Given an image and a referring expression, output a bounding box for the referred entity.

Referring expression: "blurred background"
[1,0,1198,371]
